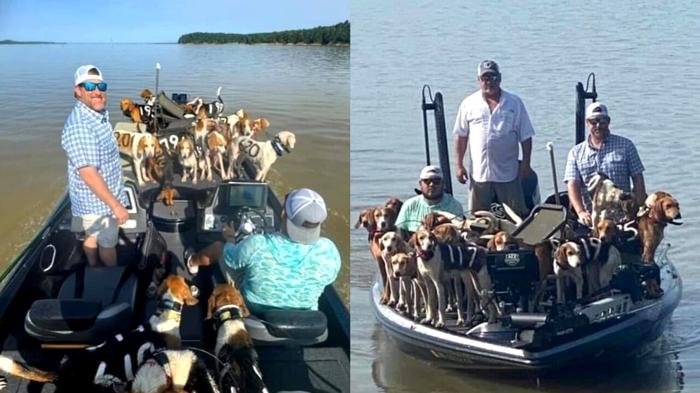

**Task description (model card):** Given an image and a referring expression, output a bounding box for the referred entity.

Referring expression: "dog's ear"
[554,244,566,263]
[354,211,365,229]
[378,238,385,251]
[183,284,198,306]
[408,232,417,248]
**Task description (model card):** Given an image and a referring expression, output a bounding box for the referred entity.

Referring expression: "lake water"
[0,43,349,302]
[351,1,700,392]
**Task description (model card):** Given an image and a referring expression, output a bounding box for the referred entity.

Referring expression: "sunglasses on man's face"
[480,74,500,83]
[587,117,609,126]
[421,178,442,185]
[81,81,108,92]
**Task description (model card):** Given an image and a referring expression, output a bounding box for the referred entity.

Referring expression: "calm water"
[0,43,349,302]
[351,1,700,392]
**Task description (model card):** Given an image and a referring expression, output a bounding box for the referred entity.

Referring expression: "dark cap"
[477,60,500,77]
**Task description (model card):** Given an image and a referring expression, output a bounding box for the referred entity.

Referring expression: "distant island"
[178,21,349,45]
[0,40,62,44]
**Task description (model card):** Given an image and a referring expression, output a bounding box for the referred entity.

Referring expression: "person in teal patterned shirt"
[395,165,464,234]
[185,188,341,313]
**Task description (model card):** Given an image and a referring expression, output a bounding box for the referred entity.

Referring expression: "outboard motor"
[486,250,540,312]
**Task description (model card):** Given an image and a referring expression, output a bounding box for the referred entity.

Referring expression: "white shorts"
[80,214,119,248]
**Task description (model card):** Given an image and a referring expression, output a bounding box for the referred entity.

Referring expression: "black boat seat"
[25,266,137,343]
[244,309,328,347]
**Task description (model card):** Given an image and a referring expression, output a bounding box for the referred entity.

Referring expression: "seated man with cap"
[395,165,464,235]
[564,102,647,226]
[185,188,341,313]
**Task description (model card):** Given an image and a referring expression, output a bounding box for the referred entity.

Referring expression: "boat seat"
[25,266,137,343]
[511,204,568,246]
[244,309,328,347]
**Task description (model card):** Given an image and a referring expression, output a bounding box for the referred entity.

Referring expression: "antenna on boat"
[575,72,597,144]
[546,142,561,206]
[421,85,433,165]
[154,62,162,134]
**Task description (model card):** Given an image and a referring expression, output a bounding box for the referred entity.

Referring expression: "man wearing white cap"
[185,188,341,313]
[564,102,646,226]
[395,165,464,233]
[61,65,127,267]
[453,60,534,217]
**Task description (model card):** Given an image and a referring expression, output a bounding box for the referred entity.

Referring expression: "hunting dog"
[207,284,268,393]
[638,192,681,297]
[207,128,228,180]
[194,86,225,120]
[390,252,424,320]
[176,137,203,184]
[120,98,155,127]
[149,275,199,350]
[129,349,219,393]
[413,228,492,327]
[114,130,162,186]
[587,173,632,228]
[227,131,296,181]
[595,219,623,290]
[378,231,409,308]
[553,242,584,303]
[0,325,168,392]
[140,88,156,106]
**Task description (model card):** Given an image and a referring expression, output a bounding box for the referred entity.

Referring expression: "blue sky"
[0,0,349,43]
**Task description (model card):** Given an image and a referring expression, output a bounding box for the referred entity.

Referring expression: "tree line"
[178,21,349,45]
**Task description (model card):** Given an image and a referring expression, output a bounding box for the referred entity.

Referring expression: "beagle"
[207,128,228,180]
[148,275,199,350]
[227,131,296,181]
[390,252,424,320]
[113,130,162,186]
[207,284,268,393]
[119,97,154,126]
[553,242,584,303]
[378,231,409,308]
[195,86,224,120]
[176,137,200,184]
[587,173,632,228]
[130,349,219,393]
[486,231,518,251]
[140,88,156,106]
[412,228,492,327]
[595,219,623,290]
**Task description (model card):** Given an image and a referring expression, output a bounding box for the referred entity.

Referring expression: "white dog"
[228,131,296,181]
[587,173,632,228]
[114,130,161,186]
[553,242,584,303]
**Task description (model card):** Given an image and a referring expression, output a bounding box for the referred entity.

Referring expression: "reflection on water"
[351,0,700,392]
[0,43,349,303]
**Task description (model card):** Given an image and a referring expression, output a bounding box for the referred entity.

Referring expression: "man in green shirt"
[395,165,464,233]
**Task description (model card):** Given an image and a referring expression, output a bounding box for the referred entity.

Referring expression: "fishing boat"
[0,86,349,391]
[370,75,682,371]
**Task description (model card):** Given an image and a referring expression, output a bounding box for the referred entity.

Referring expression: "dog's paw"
[419,317,431,325]
[456,318,465,326]
[434,320,445,329]
[387,299,396,307]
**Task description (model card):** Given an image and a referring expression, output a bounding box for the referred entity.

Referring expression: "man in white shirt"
[453,60,534,217]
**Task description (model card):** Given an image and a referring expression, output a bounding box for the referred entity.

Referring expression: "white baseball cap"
[419,165,443,180]
[585,102,609,120]
[285,188,328,245]
[74,64,103,86]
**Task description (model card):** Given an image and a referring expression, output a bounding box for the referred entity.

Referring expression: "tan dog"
[176,137,200,184]
[113,130,162,186]
[553,242,584,303]
[148,275,198,350]
[119,97,154,126]
[207,128,228,180]
[228,131,296,181]
[378,231,409,307]
[638,192,681,297]
[595,219,623,289]
[486,231,518,251]
[391,252,424,319]
[140,88,156,106]
[587,173,632,227]
[207,284,268,393]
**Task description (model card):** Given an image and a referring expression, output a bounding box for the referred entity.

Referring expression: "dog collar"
[271,136,289,157]
[414,246,434,260]
[213,305,243,328]
[156,298,183,322]
[370,231,384,243]
[152,350,173,382]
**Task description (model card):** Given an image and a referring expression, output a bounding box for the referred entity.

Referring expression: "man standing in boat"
[564,102,647,226]
[184,188,341,314]
[394,165,464,234]
[61,65,128,267]
[453,60,534,218]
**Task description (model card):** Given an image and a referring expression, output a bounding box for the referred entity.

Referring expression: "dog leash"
[185,346,238,392]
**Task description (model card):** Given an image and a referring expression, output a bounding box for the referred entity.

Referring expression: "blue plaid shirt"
[564,133,644,210]
[61,101,125,216]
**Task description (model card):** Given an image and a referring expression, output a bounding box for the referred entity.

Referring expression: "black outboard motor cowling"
[487,250,540,312]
